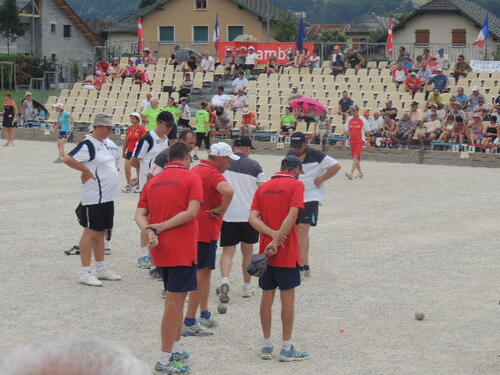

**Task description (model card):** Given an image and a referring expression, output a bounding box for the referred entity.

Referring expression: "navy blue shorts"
[297,201,319,226]
[58,131,72,139]
[125,151,133,160]
[158,266,197,293]
[197,241,217,270]
[259,266,301,291]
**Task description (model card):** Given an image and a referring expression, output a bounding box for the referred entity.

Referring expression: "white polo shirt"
[68,135,121,206]
[133,129,169,188]
[211,94,231,107]
[245,53,258,65]
[223,153,266,222]
[289,148,338,203]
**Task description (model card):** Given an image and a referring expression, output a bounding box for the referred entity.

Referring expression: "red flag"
[138,16,144,53]
[387,17,394,59]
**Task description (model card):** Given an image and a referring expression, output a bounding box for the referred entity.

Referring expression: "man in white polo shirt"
[288,132,341,278]
[131,111,175,273]
[219,136,265,303]
[64,113,122,286]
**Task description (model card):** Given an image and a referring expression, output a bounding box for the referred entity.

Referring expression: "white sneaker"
[242,286,255,298]
[95,269,122,281]
[133,185,141,193]
[104,248,112,255]
[79,273,103,286]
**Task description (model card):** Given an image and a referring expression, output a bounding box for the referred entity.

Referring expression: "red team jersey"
[137,162,203,267]
[349,117,365,159]
[191,160,227,243]
[251,172,305,268]
[126,125,147,153]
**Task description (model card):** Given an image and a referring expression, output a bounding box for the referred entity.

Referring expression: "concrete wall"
[142,0,271,43]
[13,128,500,169]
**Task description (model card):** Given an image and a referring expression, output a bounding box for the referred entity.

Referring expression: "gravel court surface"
[0,140,499,375]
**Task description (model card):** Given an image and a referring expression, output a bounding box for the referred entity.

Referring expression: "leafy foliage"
[368,29,387,43]
[316,29,347,42]
[273,13,299,42]
[0,0,26,54]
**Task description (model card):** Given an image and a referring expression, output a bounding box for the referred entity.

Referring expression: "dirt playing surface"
[1,140,499,374]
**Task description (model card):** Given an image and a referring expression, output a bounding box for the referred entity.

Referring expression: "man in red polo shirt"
[249,154,310,362]
[135,142,202,374]
[183,142,236,336]
[345,105,366,180]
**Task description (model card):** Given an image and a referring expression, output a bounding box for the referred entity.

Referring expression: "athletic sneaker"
[171,351,190,363]
[104,248,112,255]
[219,283,230,303]
[260,346,273,360]
[150,268,163,280]
[64,245,80,255]
[137,255,151,269]
[79,273,103,287]
[242,286,255,298]
[96,269,122,281]
[279,345,310,362]
[345,172,353,180]
[154,360,190,374]
[182,322,214,337]
[199,317,218,328]
[133,185,142,193]
[122,184,133,193]
[356,172,364,179]
[53,157,63,163]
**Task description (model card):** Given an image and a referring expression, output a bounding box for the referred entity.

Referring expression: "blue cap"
[438,48,445,52]
[281,154,303,169]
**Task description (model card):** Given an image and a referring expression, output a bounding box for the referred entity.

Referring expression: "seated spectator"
[409,101,424,127]
[141,92,152,111]
[345,49,365,73]
[427,56,441,74]
[281,48,297,72]
[468,113,484,144]
[426,68,448,93]
[467,86,485,109]
[231,71,248,94]
[492,103,500,124]
[179,77,193,98]
[451,116,467,144]
[181,55,198,74]
[308,50,321,70]
[221,49,236,76]
[482,116,498,145]
[96,57,110,75]
[381,100,398,120]
[295,50,307,69]
[126,59,137,77]
[266,55,278,75]
[454,87,468,108]
[382,114,398,141]
[229,89,249,112]
[338,90,354,117]
[280,106,296,134]
[314,110,331,144]
[393,63,408,87]
[405,71,424,98]
[168,45,182,67]
[447,101,467,122]
[81,73,101,91]
[436,48,449,70]
[211,86,231,107]
[133,70,151,85]
[417,66,433,84]
[425,104,443,121]
[109,57,127,78]
[366,110,384,138]
[142,48,157,66]
[240,46,258,72]
[452,55,472,84]
[214,106,233,131]
[438,115,456,142]
[240,108,257,136]
[330,45,345,76]
[413,55,427,72]
[427,89,445,109]
[472,97,490,120]
[233,48,246,77]
[288,85,303,104]
[417,112,442,149]
[179,97,191,129]
[200,52,215,73]
[395,46,412,68]
[395,112,415,149]
[421,48,432,66]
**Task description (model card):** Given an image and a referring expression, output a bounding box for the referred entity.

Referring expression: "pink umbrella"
[291,97,327,116]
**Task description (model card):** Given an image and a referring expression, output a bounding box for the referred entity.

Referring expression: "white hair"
[0,339,150,375]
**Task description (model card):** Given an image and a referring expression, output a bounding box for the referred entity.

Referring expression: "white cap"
[291,85,298,89]
[52,103,64,110]
[209,142,240,160]
[242,108,249,114]
[248,46,255,50]
[129,112,141,119]
[472,85,479,91]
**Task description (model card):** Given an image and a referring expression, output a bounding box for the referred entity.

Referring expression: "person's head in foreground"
[280,154,303,178]
[290,132,307,155]
[169,142,192,168]
[52,102,64,113]
[91,113,114,140]
[0,338,150,375]
[208,142,240,172]
[233,135,254,156]
[156,111,175,136]
[351,104,360,116]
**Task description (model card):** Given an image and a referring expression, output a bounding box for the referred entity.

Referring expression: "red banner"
[218,42,316,64]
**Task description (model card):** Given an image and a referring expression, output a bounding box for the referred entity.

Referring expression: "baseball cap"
[472,113,481,118]
[92,113,113,127]
[290,132,306,147]
[143,47,150,52]
[52,103,64,110]
[180,97,188,102]
[410,71,416,76]
[248,46,255,50]
[411,101,419,107]
[242,108,249,114]
[291,84,298,89]
[438,48,445,52]
[233,136,254,149]
[351,104,360,110]
[386,100,393,104]
[472,85,479,91]
[209,142,240,160]
[129,112,141,120]
[436,67,443,72]
[281,154,303,170]
[226,48,232,52]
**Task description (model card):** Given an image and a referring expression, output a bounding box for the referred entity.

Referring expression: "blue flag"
[297,16,306,53]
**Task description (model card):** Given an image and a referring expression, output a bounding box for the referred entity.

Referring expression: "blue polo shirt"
[339,98,354,113]
[455,94,468,107]
[429,74,448,92]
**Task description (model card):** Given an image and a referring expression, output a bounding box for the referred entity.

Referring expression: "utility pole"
[31,0,35,55]
[266,1,270,41]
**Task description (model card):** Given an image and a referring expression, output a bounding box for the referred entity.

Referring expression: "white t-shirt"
[201,56,215,71]
[436,54,449,69]
[292,148,338,203]
[211,94,231,107]
[68,136,121,206]
[232,77,248,92]
[133,129,169,188]
[223,154,266,222]
[366,116,384,132]
[394,69,406,82]
[245,53,258,65]
[141,99,151,110]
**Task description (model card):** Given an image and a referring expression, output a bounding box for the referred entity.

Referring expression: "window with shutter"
[415,29,429,45]
[452,29,466,45]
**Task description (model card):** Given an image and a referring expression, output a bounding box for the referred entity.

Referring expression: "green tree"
[368,29,387,43]
[273,13,299,42]
[0,0,26,54]
[139,0,156,9]
[316,29,347,42]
